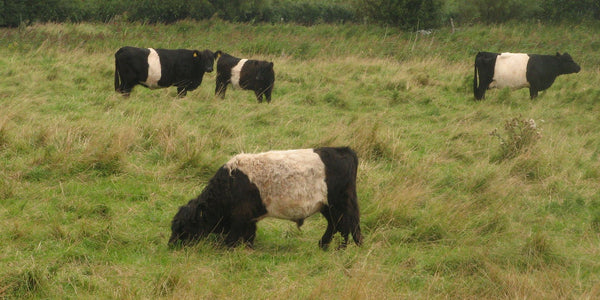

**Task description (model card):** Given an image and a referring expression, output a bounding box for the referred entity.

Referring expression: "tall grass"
[1,20,600,298]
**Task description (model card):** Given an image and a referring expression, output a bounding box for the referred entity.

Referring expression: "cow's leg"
[319,222,335,250]
[475,78,491,100]
[177,87,188,98]
[215,80,227,99]
[351,218,363,246]
[345,187,363,246]
[323,188,363,250]
[116,64,138,97]
[337,228,349,250]
[529,87,538,99]
[264,88,272,103]
[319,207,337,250]
[336,211,362,249]
[119,89,131,97]
[335,210,356,250]
[474,87,486,100]
[254,90,263,103]
[224,225,243,248]
[117,83,133,97]
[242,222,257,248]
[117,81,134,97]
[225,220,256,248]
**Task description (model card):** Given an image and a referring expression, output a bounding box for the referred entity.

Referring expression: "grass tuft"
[2,265,48,297]
[153,270,184,297]
[521,232,560,267]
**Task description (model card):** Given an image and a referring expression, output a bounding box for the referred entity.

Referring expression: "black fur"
[473,51,580,100]
[168,147,361,250]
[169,167,266,247]
[526,52,581,98]
[313,147,362,250]
[114,46,219,97]
[215,52,275,103]
[473,52,498,100]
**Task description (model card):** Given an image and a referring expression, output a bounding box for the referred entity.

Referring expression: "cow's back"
[491,52,530,89]
[225,149,328,220]
[313,147,358,199]
[154,48,195,84]
[115,46,151,77]
[217,54,240,76]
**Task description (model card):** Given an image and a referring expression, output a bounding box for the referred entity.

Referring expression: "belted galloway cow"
[114,46,220,97]
[215,52,275,103]
[169,147,362,250]
[474,52,580,99]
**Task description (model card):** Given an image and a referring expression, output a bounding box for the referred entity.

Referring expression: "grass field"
[1,19,600,298]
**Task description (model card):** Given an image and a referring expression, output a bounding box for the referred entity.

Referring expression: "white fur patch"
[225,149,328,221]
[143,48,162,88]
[490,52,530,89]
[230,59,247,88]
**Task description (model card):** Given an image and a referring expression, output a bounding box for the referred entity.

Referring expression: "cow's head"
[193,50,219,73]
[557,52,581,74]
[169,199,210,247]
[254,61,275,82]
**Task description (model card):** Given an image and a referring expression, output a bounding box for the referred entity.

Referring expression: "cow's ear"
[214,50,222,59]
[556,52,561,56]
[269,62,274,68]
[193,50,201,59]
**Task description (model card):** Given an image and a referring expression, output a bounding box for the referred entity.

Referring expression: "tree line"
[1,0,599,28]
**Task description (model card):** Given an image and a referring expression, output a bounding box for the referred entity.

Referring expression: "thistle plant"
[490,117,542,161]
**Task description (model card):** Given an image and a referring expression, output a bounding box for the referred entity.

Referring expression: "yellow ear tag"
[217,52,221,58]
[193,52,198,57]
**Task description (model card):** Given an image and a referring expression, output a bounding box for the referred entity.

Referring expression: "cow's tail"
[114,57,120,92]
[473,54,479,99]
[349,149,363,246]
[350,208,363,246]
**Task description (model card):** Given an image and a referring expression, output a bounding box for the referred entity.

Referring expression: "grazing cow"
[169,147,362,250]
[215,52,275,103]
[114,46,220,97]
[474,52,581,100]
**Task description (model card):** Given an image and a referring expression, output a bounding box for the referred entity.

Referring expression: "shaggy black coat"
[169,147,362,250]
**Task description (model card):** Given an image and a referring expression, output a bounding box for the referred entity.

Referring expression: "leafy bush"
[354,0,443,29]
[1,0,598,27]
[264,1,355,24]
[538,0,600,22]
[447,0,599,24]
[450,0,541,24]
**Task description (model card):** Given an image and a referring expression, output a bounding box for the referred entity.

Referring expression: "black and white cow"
[474,52,581,100]
[114,46,220,97]
[215,52,275,103]
[169,147,362,250]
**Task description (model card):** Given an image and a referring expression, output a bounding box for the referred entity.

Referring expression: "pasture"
[1,20,600,298]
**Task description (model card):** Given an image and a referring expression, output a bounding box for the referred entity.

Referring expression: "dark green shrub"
[452,0,541,23]
[447,0,598,24]
[1,0,598,27]
[539,0,600,21]
[354,0,443,29]
[1,0,33,26]
[208,0,265,22]
[129,0,190,23]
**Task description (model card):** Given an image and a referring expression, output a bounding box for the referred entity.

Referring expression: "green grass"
[1,19,600,298]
